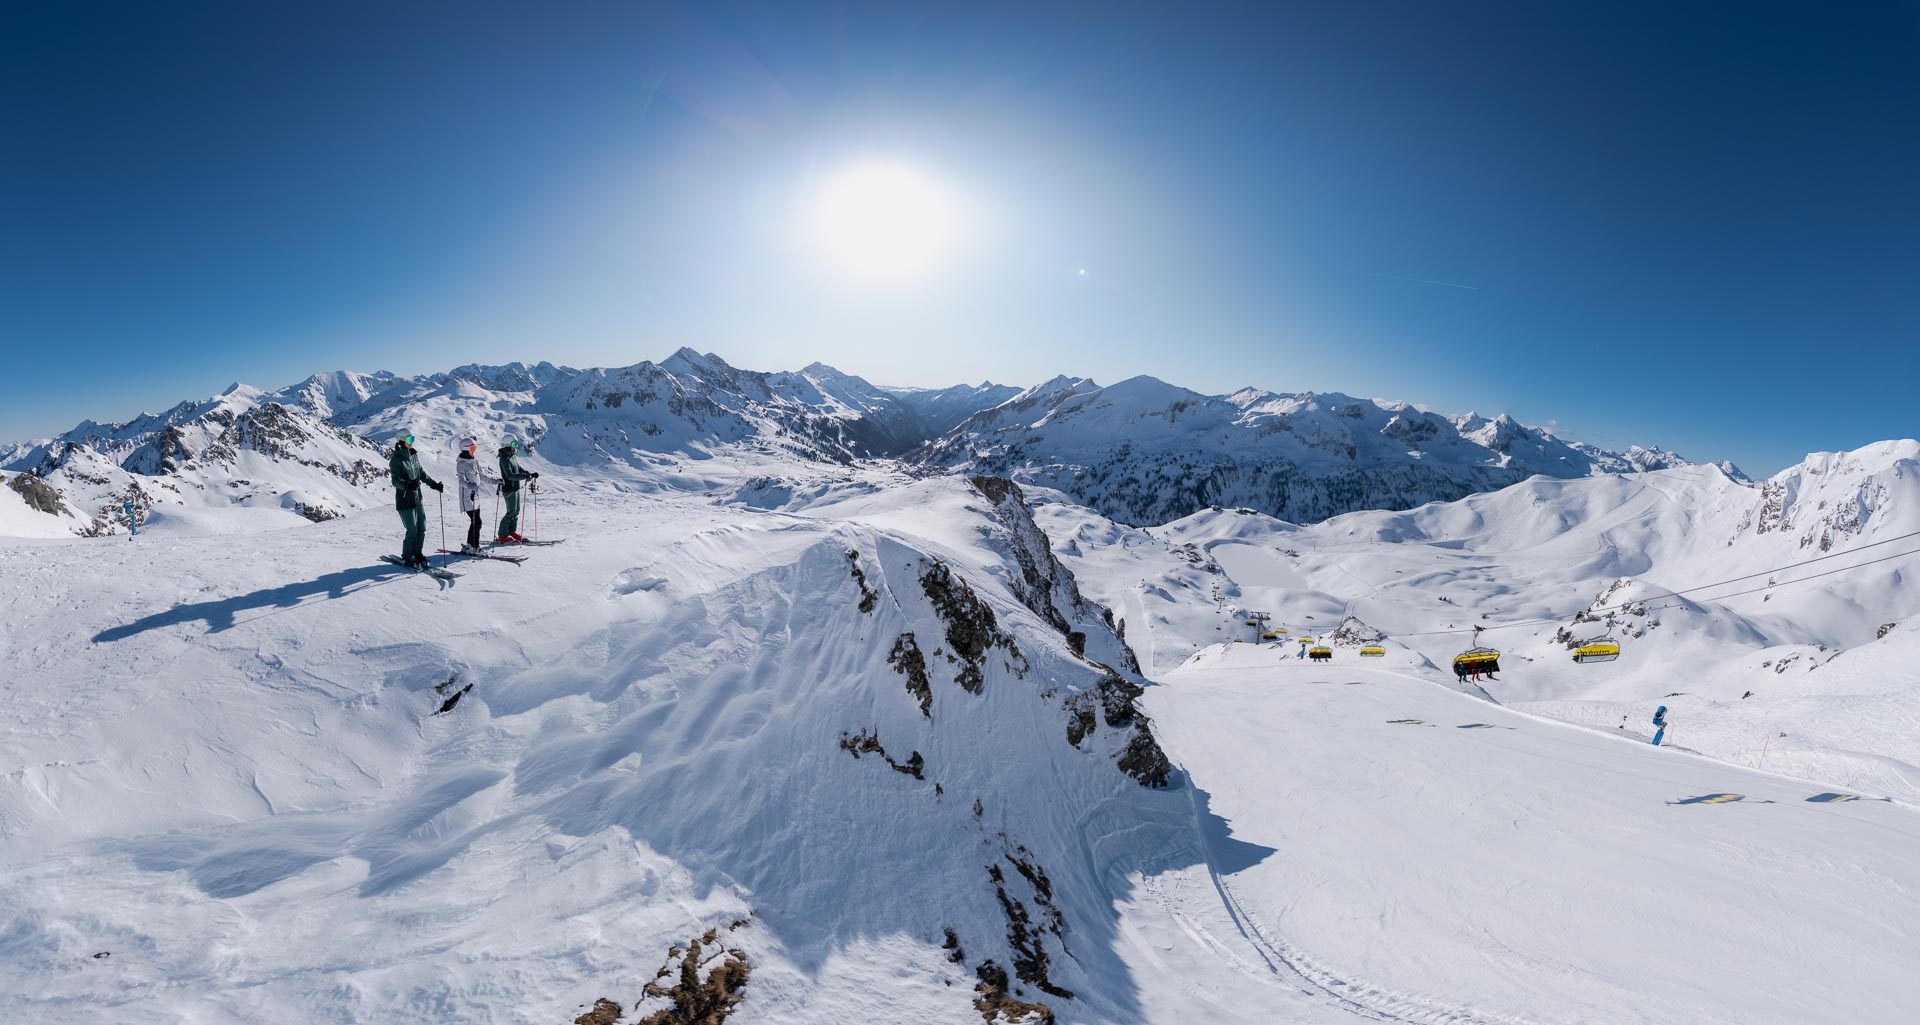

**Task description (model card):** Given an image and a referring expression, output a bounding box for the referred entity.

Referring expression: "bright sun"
[807,160,961,282]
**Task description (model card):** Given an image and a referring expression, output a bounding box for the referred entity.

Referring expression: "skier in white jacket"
[455,437,491,553]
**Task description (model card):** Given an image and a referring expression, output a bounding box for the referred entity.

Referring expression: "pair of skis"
[380,554,461,581]
[430,537,560,564]
[383,538,565,579]
[437,548,527,565]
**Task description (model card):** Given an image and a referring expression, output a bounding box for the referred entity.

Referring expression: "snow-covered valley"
[4,358,1919,1024]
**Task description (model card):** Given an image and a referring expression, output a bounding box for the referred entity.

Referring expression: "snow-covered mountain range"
[912,374,1748,524]
[2,349,1736,537]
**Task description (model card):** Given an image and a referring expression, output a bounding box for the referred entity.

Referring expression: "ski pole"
[438,488,446,568]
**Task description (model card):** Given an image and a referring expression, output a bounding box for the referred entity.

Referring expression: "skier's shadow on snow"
[92,565,409,642]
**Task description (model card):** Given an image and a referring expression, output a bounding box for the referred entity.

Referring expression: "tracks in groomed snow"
[1168,762,1541,1025]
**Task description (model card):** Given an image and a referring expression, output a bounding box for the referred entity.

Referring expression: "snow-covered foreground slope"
[1146,645,1920,1025]
[6,467,1918,1023]
[0,474,1183,1024]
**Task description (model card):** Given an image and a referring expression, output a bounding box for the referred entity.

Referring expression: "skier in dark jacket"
[496,437,538,543]
[389,432,443,568]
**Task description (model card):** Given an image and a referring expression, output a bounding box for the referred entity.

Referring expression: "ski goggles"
[398,434,415,445]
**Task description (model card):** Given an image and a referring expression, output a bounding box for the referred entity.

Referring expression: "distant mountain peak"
[5,349,1756,536]
[662,347,733,376]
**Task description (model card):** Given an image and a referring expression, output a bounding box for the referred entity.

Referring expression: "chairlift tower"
[1247,610,1271,643]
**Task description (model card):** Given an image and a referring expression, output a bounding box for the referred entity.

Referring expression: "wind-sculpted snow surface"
[0,476,1207,1024]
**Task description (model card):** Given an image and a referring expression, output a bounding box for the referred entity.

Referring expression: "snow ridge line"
[1174,762,1539,1025]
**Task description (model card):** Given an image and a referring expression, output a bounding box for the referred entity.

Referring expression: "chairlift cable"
[1390,536,1920,639]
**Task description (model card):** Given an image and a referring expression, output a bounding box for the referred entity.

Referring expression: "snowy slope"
[1037,442,1920,802]
[0,473,85,537]
[1145,647,1920,1025]
[6,466,1918,1024]
[1,474,1184,1024]
[3,386,392,535]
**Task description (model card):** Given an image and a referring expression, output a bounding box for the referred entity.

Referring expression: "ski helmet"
[397,431,415,446]
[502,436,519,449]
[459,436,476,451]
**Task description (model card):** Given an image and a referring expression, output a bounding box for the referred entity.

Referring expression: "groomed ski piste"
[4,451,1919,1023]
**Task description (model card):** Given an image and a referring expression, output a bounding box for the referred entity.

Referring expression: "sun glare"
[807,160,961,282]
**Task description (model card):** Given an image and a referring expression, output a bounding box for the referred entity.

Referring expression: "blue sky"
[3,2,1914,474]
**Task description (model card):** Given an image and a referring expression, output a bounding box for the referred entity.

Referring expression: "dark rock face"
[1116,728,1173,789]
[847,549,878,614]
[634,923,753,1025]
[7,473,66,516]
[968,476,1140,674]
[919,559,1026,693]
[1063,674,1171,789]
[989,862,1072,1000]
[973,960,1054,1024]
[838,728,925,780]
[888,633,933,716]
[965,475,1171,789]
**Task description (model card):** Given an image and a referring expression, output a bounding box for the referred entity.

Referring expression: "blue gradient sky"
[3,2,1915,473]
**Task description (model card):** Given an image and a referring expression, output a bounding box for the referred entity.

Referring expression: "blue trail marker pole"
[1651,705,1669,746]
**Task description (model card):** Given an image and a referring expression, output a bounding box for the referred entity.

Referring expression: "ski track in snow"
[1170,765,1533,1025]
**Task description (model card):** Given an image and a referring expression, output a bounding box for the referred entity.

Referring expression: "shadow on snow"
[92,565,420,642]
